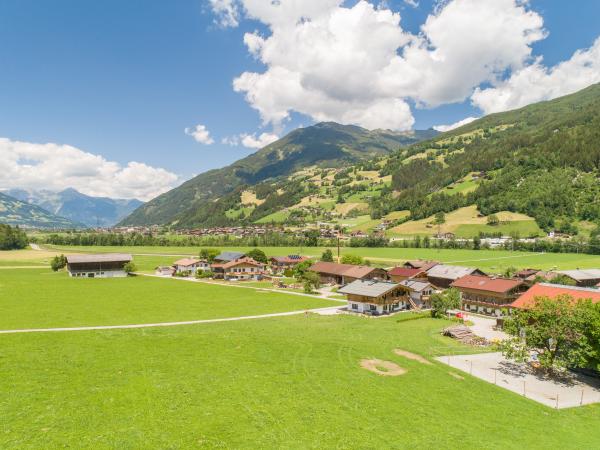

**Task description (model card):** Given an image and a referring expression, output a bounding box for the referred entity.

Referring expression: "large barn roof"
[451,275,523,293]
[426,264,481,280]
[66,253,132,264]
[557,269,600,281]
[309,261,380,279]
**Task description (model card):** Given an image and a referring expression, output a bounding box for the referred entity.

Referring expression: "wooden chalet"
[309,261,388,285]
[270,255,309,272]
[451,275,525,316]
[338,280,412,315]
[211,257,265,281]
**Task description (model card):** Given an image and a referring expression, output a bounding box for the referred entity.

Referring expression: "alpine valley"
[119,84,600,240]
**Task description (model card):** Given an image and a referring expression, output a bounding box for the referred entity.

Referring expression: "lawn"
[0,270,337,330]
[37,245,600,272]
[1,314,599,448]
[454,220,543,238]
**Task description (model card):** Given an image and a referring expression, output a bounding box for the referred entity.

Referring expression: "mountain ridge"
[0,191,84,229]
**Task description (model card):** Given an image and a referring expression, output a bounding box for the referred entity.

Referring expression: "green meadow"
[0,269,336,329]
[2,312,600,449]
[43,244,600,272]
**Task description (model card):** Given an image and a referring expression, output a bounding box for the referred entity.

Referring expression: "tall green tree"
[199,248,221,263]
[321,249,334,262]
[500,296,594,371]
[246,248,268,263]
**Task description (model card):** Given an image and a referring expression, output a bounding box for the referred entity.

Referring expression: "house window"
[351,303,358,310]
[369,304,376,311]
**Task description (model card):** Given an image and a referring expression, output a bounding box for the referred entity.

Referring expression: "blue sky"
[0,0,599,200]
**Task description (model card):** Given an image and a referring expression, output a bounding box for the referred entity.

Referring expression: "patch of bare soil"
[394,349,433,365]
[360,359,406,376]
[449,372,464,380]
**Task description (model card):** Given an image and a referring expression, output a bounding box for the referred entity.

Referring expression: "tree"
[486,214,500,226]
[304,229,320,247]
[472,235,481,250]
[199,248,220,263]
[246,248,267,263]
[340,254,364,265]
[302,271,321,294]
[0,224,28,250]
[50,254,67,272]
[502,266,518,278]
[430,288,461,318]
[321,249,334,262]
[500,296,593,371]
[293,260,313,281]
[123,262,137,274]
[433,211,446,226]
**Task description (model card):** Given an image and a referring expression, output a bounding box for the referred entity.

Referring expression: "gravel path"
[0,306,342,334]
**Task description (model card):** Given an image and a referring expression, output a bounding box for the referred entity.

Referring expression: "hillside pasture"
[388,205,542,238]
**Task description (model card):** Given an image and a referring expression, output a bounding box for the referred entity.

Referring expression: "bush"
[196,270,214,279]
[321,249,334,262]
[50,254,67,272]
[123,262,137,274]
[246,248,268,263]
[340,254,364,265]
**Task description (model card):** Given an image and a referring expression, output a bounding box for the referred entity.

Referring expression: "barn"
[66,253,133,278]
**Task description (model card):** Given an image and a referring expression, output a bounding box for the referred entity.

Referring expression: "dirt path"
[0,306,342,335]
[0,266,47,269]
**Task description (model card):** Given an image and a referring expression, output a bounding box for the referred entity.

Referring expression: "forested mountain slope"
[120,123,436,226]
[373,83,600,232]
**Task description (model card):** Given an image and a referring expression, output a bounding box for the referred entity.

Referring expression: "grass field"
[35,245,600,272]
[388,205,542,238]
[0,270,336,329]
[2,311,600,448]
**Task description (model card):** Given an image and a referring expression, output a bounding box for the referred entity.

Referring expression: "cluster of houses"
[156,251,310,281]
[308,260,600,317]
[66,251,600,319]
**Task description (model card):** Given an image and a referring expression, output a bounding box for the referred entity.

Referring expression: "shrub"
[123,262,137,274]
[50,254,67,272]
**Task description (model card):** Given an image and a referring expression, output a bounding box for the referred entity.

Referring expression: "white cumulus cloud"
[213,0,598,130]
[433,116,478,132]
[184,124,214,144]
[209,0,240,27]
[471,37,600,114]
[0,138,179,201]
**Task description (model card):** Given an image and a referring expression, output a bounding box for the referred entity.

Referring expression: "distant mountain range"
[120,122,438,227]
[0,191,82,229]
[5,188,143,228]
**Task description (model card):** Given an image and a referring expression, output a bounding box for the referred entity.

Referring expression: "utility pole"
[337,235,341,263]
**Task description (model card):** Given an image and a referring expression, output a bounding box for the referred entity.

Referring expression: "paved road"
[0,306,343,334]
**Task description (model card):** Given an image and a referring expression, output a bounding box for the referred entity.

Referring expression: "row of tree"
[0,224,28,250]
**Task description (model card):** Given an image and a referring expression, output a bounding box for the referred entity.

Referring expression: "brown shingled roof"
[451,275,523,293]
[309,261,380,279]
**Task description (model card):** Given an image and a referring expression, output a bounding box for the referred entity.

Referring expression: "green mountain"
[7,188,143,227]
[120,122,437,227]
[0,192,84,229]
[372,82,600,235]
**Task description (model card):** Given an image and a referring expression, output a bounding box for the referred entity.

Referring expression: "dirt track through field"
[0,306,342,334]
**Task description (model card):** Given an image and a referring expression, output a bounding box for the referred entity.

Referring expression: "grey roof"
[214,251,245,262]
[399,279,432,292]
[67,253,132,264]
[558,269,600,281]
[338,279,401,298]
[538,282,600,293]
[426,264,478,280]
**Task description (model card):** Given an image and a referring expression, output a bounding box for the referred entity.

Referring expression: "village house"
[339,279,411,315]
[211,257,265,281]
[510,283,600,310]
[66,253,132,278]
[309,261,388,285]
[557,269,600,287]
[398,279,435,308]
[403,260,439,270]
[270,255,309,273]
[213,251,246,264]
[388,266,429,282]
[172,258,210,275]
[451,275,525,316]
[514,268,560,287]
[426,264,486,288]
